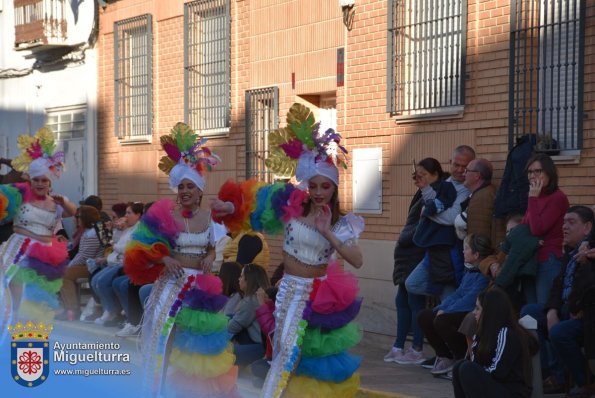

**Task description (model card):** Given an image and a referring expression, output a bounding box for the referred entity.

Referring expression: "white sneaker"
[383,347,404,363]
[94,310,114,325]
[115,323,141,337]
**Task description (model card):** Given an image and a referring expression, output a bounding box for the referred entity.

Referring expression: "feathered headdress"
[158,122,220,192]
[12,127,65,179]
[265,103,347,188]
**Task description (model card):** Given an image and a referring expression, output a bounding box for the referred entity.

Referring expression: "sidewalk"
[354,332,454,398]
[52,320,455,398]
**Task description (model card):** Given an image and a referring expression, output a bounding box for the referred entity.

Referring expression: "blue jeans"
[394,283,425,350]
[527,254,561,306]
[139,283,153,310]
[91,265,122,313]
[521,303,564,383]
[112,275,130,316]
[550,318,586,387]
[405,259,455,299]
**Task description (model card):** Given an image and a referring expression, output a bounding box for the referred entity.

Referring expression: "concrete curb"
[356,388,417,398]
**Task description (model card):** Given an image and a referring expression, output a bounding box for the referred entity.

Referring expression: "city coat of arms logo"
[8,321,52,387]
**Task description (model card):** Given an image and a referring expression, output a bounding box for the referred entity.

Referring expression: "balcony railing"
[14,0,66,50]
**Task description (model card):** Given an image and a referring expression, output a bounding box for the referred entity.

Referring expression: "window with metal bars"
[509,0,585,152]
[387,0,467,118]
[46,105,86,140]
[245,87,279,182]
[114,14,153,142]
[184,0,230,136]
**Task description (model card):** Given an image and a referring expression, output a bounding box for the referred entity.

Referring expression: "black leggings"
[452,360,511,398]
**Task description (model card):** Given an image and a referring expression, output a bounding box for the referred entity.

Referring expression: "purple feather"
[183,289,228,312]
[307,298,362,330]
[20,257,68,281]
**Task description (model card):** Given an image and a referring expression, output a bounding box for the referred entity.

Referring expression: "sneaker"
[383,347,404,363]
[103,314,126,327]
[395,347,426,365]
[420,356,437,369]
[115,323,141,337]
[94,311,116,325]
[438,370,453,381]
[430,357,456,375]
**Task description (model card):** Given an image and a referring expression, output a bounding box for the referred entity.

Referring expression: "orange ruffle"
[123,242,168,285]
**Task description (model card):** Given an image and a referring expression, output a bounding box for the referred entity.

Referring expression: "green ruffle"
[175,308,229,335]
[301,322,362,357]
[8,265,63,294]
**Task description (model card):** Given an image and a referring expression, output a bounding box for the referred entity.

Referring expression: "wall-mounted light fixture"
[339,0,355,31]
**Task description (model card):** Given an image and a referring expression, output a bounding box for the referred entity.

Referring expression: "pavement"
[45,320,456,398]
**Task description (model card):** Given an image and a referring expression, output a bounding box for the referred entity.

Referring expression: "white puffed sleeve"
[333,213,365,244]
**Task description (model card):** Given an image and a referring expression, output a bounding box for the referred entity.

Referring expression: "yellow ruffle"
[18,300,55,323]
[168,343,235,378]
[285,373,360,398]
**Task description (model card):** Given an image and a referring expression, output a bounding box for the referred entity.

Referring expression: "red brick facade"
[97,0,594,333]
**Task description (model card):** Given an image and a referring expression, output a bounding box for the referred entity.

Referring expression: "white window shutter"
[353,147,382,214]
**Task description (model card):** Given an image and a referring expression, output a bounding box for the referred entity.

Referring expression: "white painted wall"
[0,0,99,236]
[353,239,398,336]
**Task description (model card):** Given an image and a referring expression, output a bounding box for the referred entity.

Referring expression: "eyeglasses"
[527,168,543,176]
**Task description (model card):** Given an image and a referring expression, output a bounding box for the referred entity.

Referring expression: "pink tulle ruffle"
[311,262,358,314]
[27,237,68,266]
[194,273,223,295]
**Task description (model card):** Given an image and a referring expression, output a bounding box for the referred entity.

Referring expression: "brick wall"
[97,0,594,333]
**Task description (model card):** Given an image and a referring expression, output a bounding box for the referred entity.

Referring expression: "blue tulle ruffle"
[22,283,60,309]
[172,329,232,356]
[295,351,361,383]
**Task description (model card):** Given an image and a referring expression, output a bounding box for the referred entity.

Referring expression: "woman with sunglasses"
[523,153,569,305]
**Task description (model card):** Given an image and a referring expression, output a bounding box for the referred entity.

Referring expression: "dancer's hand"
[210,199,234,216]
[200,256,214,274]
[163,256,184,278]
[51,194,66,205]
[314,205,332,237]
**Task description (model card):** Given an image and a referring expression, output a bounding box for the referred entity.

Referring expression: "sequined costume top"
[282,213,364,266]
[13,202,60,237]
[172,220,216,257]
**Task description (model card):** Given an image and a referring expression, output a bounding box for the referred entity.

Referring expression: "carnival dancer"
[123,122,236,397]
[212,103,365,398]
[0,127,76,337]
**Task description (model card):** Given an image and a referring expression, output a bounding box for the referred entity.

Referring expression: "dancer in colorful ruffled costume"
[212,103,365,398]
[0,128,76,340]
[123,122,237,398]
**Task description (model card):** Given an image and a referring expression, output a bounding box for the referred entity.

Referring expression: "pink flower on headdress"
[163,143,181,162]
[26,141,43,160]
[280,138,304,159]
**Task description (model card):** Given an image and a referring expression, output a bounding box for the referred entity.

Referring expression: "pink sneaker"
[430,357,457,375]
[395,347,426,365]
[383,347,404,363]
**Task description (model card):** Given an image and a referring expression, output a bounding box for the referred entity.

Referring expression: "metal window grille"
[387,0,467,115]
[114,14,153,141]
[46,105,86,140]
[509,0,585,151]
[245,87,279,182]
[184,0,231,135]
